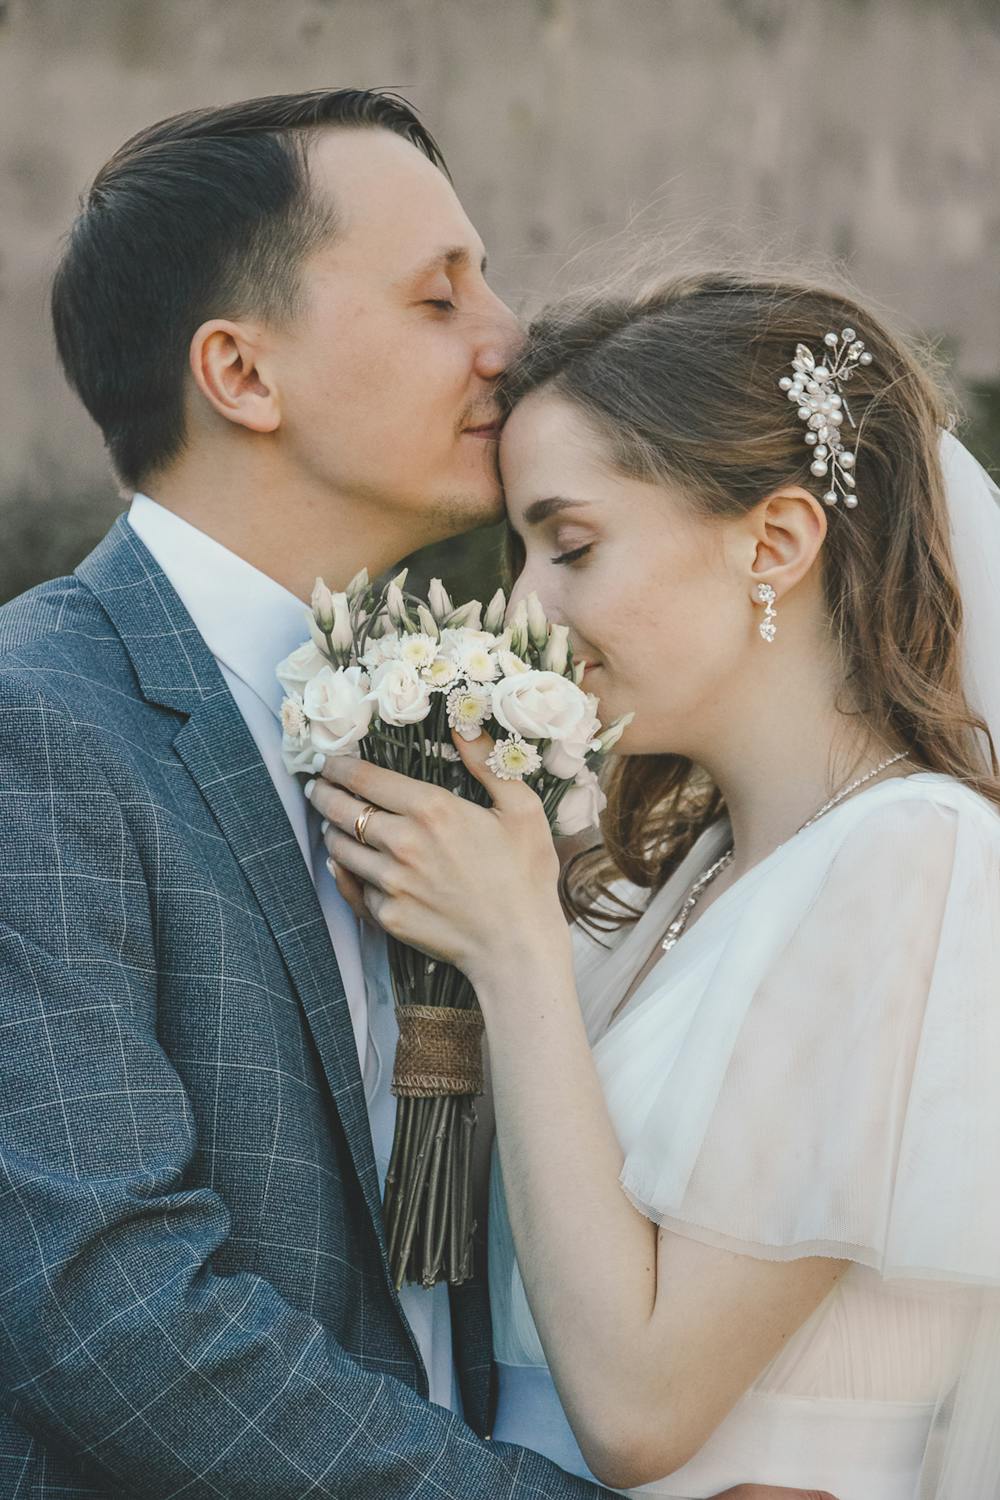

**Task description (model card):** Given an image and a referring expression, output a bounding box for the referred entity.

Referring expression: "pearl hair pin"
[779,329,873,509]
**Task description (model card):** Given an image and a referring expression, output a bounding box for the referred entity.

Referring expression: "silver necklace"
[660,750,908,953]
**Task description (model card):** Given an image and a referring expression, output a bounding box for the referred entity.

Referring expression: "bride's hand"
[306,731,571,988]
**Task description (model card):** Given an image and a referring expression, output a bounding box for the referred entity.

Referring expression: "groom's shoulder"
[0,568,134,717]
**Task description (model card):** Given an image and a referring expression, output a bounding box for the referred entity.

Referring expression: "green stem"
[393,1093,448,1288]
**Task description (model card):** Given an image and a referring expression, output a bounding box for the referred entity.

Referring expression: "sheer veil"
[918,431,1000,1498]
[940,429,1000,767]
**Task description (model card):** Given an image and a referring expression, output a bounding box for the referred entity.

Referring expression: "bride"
[308,270,1000,1499]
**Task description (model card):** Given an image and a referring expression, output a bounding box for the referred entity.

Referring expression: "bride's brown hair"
[500,269,1000,932]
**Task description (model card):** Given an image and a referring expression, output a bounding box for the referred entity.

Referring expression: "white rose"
[276,639,329,696]
[302,665,373,756]
[491,670,593,743]
[541,693,602,779]
[554,767,607,837]
[367,659,433,725]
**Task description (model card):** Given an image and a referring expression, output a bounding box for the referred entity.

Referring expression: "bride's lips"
[462,421,502,440]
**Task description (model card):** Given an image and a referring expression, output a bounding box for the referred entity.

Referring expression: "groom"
[0,89,834,1500]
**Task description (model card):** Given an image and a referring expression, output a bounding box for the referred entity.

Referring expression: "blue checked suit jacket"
[0,517,609,1499]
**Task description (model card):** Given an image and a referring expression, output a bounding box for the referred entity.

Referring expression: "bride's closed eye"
[551,543,593,566]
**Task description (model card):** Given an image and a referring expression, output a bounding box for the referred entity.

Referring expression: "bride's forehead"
[500,396,615,497]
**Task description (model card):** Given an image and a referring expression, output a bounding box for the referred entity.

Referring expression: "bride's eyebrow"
[522,496,594,526]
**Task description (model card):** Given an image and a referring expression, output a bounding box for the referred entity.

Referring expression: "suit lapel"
[77,519,389,1256]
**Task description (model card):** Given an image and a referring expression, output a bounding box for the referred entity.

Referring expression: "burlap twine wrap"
[392,1004,485,1097]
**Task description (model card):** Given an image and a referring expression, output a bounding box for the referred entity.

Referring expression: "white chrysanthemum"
[439,626,496,655]
[446,681,493,740]
[398,632,438,670]
[486,734,542,781]
[280,693,309,740]
[422,655,460,689]
[453,640,498,683]
[360,632,402,671]
[423,738,461,763]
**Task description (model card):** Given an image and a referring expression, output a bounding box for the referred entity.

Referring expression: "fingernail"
[304,778,316,799]
[311,752,326,772]
[326,857,337,876]
[321,819,330,834]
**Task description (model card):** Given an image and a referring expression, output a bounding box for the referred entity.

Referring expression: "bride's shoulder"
[776,770,1000,939]
[815,770,1000,859]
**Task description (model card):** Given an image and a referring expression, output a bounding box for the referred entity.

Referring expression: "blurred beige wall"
[2,0,999,596]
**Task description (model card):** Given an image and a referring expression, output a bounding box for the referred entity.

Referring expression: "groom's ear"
[188,319,281,435]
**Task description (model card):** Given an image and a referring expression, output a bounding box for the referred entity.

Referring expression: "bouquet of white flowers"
[276,568,632,1289]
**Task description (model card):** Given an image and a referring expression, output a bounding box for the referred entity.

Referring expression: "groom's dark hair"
[51,89,447,490]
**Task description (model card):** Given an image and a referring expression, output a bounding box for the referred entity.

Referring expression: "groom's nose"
[474,300,525,381]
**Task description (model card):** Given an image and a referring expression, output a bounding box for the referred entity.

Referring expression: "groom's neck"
[143,448,420,603]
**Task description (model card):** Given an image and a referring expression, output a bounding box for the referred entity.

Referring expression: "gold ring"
[353,803,378,847]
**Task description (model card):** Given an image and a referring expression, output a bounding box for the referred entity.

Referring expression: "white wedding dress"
[488,772,1000,1499]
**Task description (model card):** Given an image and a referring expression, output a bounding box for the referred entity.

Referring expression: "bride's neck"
[691,652,904,878]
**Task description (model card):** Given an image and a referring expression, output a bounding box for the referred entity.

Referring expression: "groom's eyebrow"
[403,246,489,286]
[522,497,593,526]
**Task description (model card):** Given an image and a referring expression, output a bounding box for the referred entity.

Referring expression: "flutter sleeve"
[593,777,1000,1497]
[602,781,998,1279]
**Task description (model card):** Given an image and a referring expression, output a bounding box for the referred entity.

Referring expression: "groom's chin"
[430,485,507,542]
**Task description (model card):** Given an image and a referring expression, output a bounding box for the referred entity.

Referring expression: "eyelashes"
[425,299,456,312]
[551,544,593,566]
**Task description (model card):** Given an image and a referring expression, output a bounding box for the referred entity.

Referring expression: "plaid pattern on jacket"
[0,517,608,1499]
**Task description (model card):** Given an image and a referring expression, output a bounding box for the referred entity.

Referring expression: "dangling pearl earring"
[756,583,777,643]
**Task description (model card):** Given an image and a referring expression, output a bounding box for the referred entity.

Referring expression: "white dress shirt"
[128,493,457,1411]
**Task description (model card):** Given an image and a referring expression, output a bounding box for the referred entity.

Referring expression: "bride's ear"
[188,318,281,434]
[742,485,828,601]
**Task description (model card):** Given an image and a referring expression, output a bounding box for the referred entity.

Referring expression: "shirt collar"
[128,492,311,720]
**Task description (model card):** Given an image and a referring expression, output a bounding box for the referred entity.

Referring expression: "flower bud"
[311,578,335,632]
[416,604,440,640]
[386,583,408,629]
[540,622,570,676]
[329,591,354,664]
[507,598,529,657]
[526,591,548,652]
[444,600,483,631]
[483,587,507,635]
[345,567,369,603]
[427,577,453,623]
[596,711,635,754]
